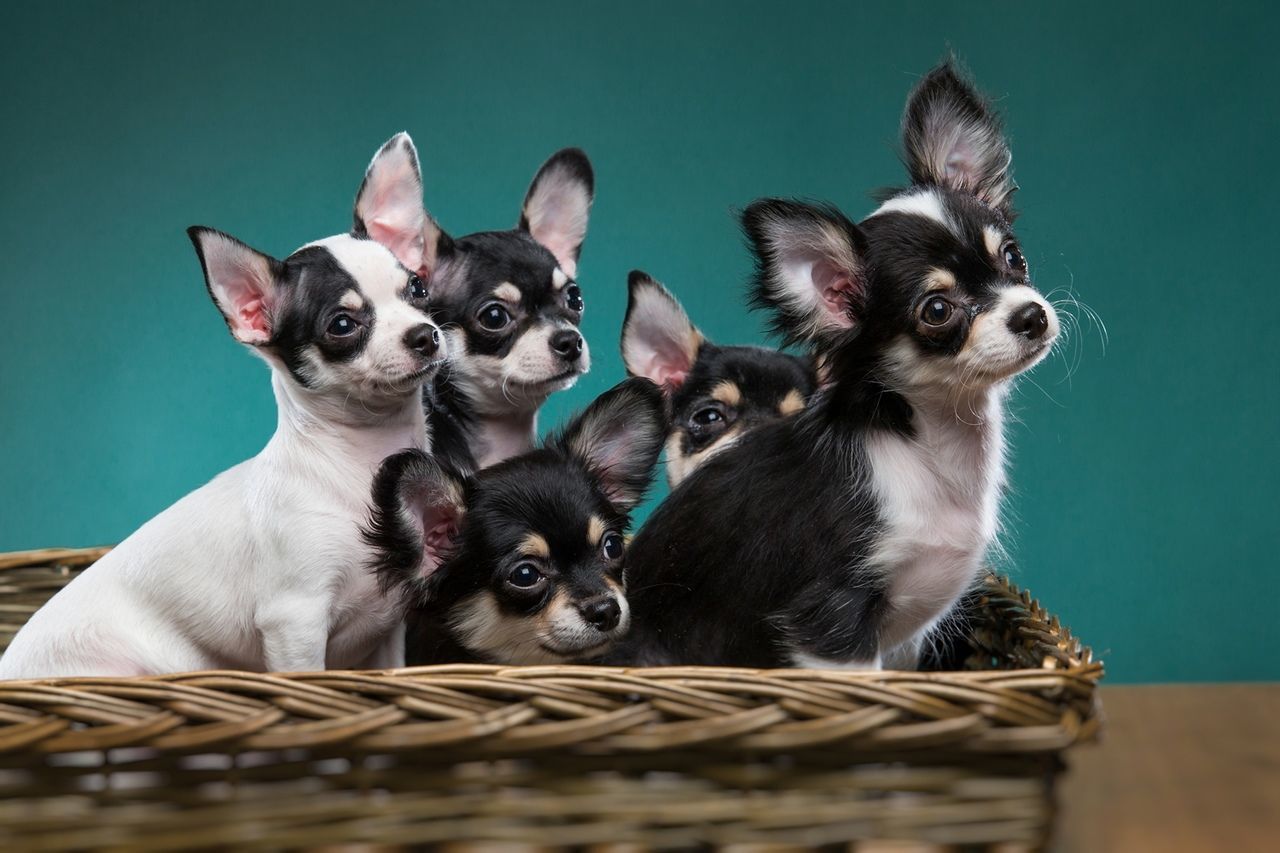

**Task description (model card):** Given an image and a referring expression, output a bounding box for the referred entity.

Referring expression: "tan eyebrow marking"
[552,268,569,290]
[983,225,1004,258]
[710,380,742,407]
[587,515,606,546]
[779,389,806,416]
[492,282,522,304]
[519,532,550,559]
[925,268,956,291]
[339,290,364,310]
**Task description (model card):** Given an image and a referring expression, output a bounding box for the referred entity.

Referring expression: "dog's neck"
[268,372,429,474]
[815,362,1009,503]
[474,410,538,468]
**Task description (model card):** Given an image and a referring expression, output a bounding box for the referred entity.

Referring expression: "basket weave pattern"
[0,547,1101,849]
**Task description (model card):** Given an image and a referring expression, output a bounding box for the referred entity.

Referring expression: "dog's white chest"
[865,400,1004,650]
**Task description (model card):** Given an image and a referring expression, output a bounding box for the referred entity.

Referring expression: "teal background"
[1,2,1276,683]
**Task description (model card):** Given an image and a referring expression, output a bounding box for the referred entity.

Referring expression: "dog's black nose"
[1007,302,1049,340]
[405,324,441,357]
[550,329,584,362]
[579,597,621,631]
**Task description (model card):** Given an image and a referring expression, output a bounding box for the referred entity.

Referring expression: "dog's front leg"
[258,599,329,672]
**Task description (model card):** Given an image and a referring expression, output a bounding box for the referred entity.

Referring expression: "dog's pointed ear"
[518,147,594,278]
[621,270,704,391]
[902,60,1015,216]
[555,378,666,512]
[741,200,867,348]
[364,450,467,594]
[353,132,448,277]
[188,226,284,346]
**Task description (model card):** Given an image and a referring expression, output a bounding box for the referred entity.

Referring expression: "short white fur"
[0,234,437,679]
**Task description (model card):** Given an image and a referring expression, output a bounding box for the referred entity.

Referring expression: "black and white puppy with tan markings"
[353,133,594,473]
[364,379,665,665]
[622,270,816,486]
[611,62,1060,670]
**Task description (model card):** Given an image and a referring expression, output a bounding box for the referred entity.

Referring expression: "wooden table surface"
[1057,683,1280,852]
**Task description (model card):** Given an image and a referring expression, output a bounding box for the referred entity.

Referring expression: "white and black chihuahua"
[622,270,816,486]
[0,144,447,678]
[352,133,595,473]
[363,379,665,665]
[611,62,1060,669]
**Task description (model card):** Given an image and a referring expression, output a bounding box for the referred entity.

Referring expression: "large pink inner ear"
[355,132,431,274]
[189,228,279,346]
[520,150,593,277]
[812,259,861,330]
[622,275,703,392]
[419,503,462,580]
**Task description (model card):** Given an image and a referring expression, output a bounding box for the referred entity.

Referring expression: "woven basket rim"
[0,546,1103,758]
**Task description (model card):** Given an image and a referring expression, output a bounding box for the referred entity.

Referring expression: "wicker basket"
[0,547,1101,851]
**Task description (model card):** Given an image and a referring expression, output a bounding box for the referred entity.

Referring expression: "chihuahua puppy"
[0,150,448,678]
[353,133,594,472]
[622,270,816,486]
[612,62,1060,670]
[364,379,665,665]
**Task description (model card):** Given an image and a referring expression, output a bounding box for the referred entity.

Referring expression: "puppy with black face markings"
[353,133,594,473]
[621,270,816,486]
[611,62,1060,670]
[364,379,665,665]
[1,170,448,678]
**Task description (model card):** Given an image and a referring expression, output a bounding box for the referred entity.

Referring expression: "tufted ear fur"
[901,61,1016,216]
[364,450,467,597]
[741,199,867,349]
[554,378,666,512]
[353,132,447,277]
[518,148,594,277]
[621,270,704,391]
[187,226,284,346]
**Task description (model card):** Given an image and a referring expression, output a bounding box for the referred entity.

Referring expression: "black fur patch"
[268,246,375,384]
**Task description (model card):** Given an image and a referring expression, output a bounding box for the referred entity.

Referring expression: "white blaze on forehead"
[301,235,407,301]
[983,225,1004,258]
[870,189,955,235]
[552,268,569,290]
[493,282,522,304]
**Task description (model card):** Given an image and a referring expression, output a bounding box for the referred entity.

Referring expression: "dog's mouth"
[538,635,616,659]
[510,369,581,391]
[373,359,447,393]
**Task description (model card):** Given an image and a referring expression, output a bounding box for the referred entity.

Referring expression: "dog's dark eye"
[565,284,584,312]
[478,303,512,331]
[1002,242,1027,273]
[920,297,953,326]
[508,563,544,589]
[408,275,428,300]
[602,532,624,560]
[691,407,726,428]
[327,313,358,336]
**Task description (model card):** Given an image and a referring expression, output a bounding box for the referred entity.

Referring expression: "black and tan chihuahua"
[621,270,816,486]
[364,379,665,665]
[612,62,1060,670]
